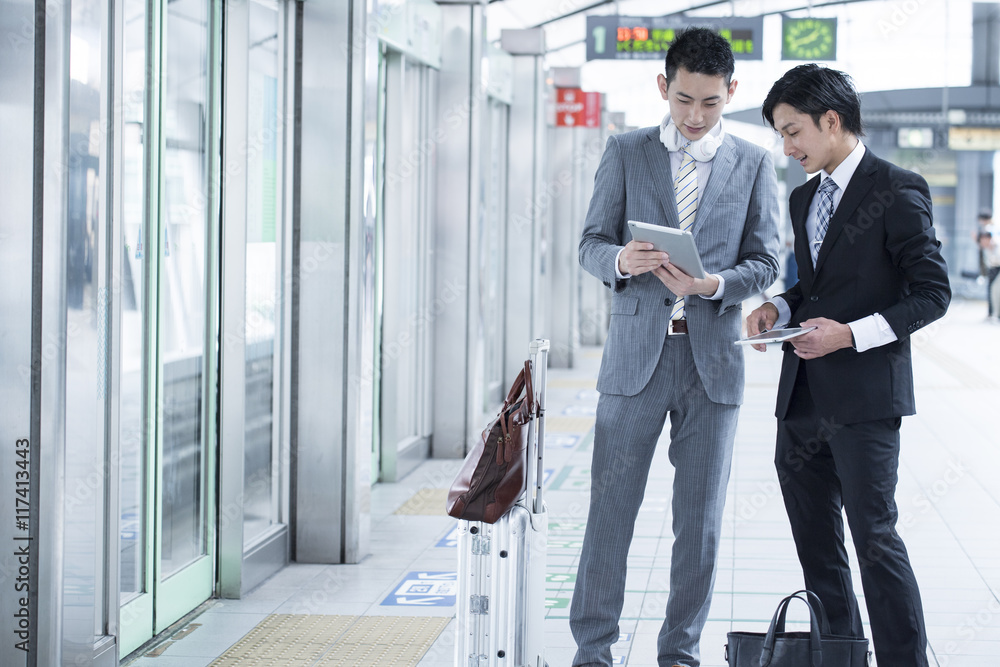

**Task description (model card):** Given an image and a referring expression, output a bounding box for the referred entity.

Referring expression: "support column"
[432,0,487,458]
[502,27,548,390]
[294,0,371,564]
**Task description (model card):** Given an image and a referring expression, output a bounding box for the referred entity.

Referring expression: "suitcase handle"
[524,339,549,515]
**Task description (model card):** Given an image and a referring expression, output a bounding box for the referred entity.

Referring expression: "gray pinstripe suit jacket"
[580,125,780,405]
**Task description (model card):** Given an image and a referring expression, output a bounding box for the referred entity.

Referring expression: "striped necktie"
[811,177,839,265]
[670,144,698,321]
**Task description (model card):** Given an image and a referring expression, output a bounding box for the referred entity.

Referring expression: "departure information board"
[586,15,764,61]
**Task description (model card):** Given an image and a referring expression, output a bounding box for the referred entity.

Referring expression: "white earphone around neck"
[659,114,724,161]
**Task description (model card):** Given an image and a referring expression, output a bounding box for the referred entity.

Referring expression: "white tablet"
[734,327,818,345]
[627,220,707,279]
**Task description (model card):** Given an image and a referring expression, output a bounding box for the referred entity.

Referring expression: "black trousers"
[987,266,999,316]
[775,366,928,667]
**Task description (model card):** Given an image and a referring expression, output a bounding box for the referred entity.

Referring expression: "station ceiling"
[484,0,981,129]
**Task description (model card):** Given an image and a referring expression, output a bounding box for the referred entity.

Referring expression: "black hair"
[762,63,864,137]
[664,27,735,86]
[978,209,993,220]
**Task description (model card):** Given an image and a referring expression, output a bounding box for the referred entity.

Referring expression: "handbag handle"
[495,361,536,465]
[523,360,534,417]
[775,590,831,635]
[760,593,823,667]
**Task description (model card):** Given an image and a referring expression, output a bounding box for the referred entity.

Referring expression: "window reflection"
[244,0,281,547]
[120,0,148,603]
[482,98,508,412]
[160,0,209,579]
[65,0,107,645]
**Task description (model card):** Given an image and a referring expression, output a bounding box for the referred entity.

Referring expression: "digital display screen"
[586,16,764,61]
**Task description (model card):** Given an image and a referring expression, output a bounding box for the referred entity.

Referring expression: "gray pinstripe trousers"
[570,335,739,667]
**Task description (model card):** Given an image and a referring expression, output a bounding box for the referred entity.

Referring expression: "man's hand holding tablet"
[745,301,779,352]
[735,327,817,346]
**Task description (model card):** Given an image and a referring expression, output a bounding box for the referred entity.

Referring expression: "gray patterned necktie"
[670,144,698,321]
[811,177,839,265]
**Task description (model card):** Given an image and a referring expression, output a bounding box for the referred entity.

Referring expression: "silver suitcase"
[456,339,549,667]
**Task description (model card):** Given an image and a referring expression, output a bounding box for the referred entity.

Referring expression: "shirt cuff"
[614,247,631,279]
[698,273,725,300]
[848,313,898,353]
[767,296,792,329]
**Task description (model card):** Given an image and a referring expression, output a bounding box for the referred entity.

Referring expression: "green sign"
[782,17,837,60]
[586,15,764,61]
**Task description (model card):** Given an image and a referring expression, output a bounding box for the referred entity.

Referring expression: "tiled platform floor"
[127,299,1000,666]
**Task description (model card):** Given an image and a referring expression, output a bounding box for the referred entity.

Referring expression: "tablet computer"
[733,327,817,345]
[627,220,707,279]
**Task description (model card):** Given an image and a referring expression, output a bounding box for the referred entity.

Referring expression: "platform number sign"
[593,24,607,55]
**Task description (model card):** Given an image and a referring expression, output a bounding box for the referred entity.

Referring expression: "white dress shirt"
[615,121,725,301]
[769,140,898,352]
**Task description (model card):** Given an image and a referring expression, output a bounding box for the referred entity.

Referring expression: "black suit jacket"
[775,148,951,424]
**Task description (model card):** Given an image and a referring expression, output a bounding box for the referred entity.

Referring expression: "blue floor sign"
[436,525,459,548]
[380,571,457,607]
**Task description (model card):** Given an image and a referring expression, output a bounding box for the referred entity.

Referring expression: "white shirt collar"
[821,139,866,192]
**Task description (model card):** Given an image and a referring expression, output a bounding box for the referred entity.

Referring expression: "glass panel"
[65,0,107,643]
[160,0,210,579]
[399,57,420,445]
[381,55,428,462]
[482,100,507,411]
[244,0,280,547]
[417,66,435,439]
[120,0,148,604]
[371,47,387,481]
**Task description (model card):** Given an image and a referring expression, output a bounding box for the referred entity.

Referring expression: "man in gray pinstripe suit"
[571,29,780,667]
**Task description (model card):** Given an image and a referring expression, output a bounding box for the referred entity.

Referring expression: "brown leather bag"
[446,360,535,523]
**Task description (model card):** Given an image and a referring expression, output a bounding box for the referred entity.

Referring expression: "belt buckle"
[668,318,688,336]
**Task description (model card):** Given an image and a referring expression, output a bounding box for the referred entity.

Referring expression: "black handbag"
[726,590,870,667]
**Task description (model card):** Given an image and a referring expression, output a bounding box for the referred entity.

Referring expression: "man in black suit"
[746,64,950,666]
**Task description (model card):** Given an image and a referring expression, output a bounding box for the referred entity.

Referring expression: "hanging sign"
[782,17,837,61]
[555,88,602,128]
[586,15,763,61]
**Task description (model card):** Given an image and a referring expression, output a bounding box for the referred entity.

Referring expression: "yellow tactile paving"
[315,616,450,666]
[207,614,450,667]
[393,487,450,516]
[208,614,355,666]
